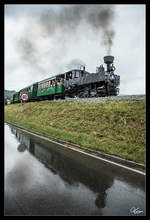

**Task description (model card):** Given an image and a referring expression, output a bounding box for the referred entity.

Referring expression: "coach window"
[57,80,60,86]
[69,72,72,80]
[60,79,64,85]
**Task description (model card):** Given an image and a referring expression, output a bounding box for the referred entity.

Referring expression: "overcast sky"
[5,4,145,95]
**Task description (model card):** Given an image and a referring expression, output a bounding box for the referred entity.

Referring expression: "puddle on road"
[4,123,146,216]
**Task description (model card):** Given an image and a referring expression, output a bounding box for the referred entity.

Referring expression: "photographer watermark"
[130,206,144,215]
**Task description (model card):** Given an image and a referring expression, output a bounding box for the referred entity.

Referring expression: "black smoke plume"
[38,5,115,53]
[16,5,116,75]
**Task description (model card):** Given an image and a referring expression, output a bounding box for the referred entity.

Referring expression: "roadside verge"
[5,121,146,175]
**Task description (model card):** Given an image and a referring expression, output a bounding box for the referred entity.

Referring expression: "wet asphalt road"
[4,123,146,216]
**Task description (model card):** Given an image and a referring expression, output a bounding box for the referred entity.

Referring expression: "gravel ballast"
[51,95,145,104]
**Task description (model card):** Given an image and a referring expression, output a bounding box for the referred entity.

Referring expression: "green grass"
[5,99,146,164]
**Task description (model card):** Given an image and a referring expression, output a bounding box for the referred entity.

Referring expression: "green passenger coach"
[12,92,20,103]
[37,76,65,100]
[10,74,66,104]
[19,83,38,101]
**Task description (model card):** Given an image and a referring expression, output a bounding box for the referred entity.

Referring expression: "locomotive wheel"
[78,91,89,98]
[83,87,90,98]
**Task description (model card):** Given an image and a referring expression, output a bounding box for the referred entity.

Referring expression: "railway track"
[47,94,145,104]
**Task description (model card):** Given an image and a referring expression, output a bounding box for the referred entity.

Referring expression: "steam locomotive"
[11,56,120,104]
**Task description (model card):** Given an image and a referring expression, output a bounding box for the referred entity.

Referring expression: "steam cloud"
[16,5,116,75]
[66,58,86,70]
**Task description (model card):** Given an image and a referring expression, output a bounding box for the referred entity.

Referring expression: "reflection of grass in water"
[5,100,146,164]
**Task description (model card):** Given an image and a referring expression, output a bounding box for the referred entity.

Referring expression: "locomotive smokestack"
[104,55,114,72]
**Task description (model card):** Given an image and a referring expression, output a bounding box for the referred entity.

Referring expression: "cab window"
[66,72,72,80]
[75,71,80,78]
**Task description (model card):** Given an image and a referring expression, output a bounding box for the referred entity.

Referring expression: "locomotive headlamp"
[112,66,116,71]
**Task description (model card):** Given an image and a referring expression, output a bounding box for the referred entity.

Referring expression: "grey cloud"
[37,5,116,52]
[5,5,145,95]
[12,5,116,78]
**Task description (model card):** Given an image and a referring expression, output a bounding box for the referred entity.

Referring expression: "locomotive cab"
[65,68,89,80]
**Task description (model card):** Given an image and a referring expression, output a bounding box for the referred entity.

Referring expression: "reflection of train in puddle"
[11,127,114,210]
[10,126,145,213]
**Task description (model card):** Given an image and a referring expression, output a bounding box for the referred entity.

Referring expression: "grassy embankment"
[5,100,146,164]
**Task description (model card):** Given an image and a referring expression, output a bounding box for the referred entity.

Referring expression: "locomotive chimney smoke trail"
[103,29,115,55]
[16,33,46,74]
[38,5,116,50]
[38,5,84,37]
[15,5,116,74]
[16,37,37,63]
